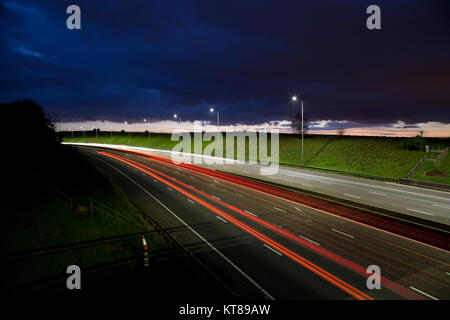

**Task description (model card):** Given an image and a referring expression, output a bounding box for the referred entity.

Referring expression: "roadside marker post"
[142,235,149,271]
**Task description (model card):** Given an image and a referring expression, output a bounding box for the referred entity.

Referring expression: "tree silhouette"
[291,111,310,135]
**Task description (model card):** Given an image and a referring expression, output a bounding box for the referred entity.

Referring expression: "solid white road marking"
[211,195,221,200]
[344,194,361,199]
[216,216,228,223]
[244,210,258,217]
[370,191,386,196]
[331,228,355,239]
[409,286,438,300]
[298,235,320,246]
[263,244,283,256]
[433,204,450,210]
[273,207,287,213]
[406,208,434,216]
[92,156,275,300]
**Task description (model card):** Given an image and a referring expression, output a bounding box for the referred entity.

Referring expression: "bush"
[401,136,426,151]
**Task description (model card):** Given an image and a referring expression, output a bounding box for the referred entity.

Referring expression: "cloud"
[3,1,38,14]
[55,119,450,138]
[14,45,43,58]
[1,0,449,127]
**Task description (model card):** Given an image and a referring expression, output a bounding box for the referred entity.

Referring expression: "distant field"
[63,132,450,180]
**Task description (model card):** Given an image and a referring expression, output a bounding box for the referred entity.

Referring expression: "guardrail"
[89,198,129,223]
[32,175,73,208]
[1,208,234,297]
[399,178,450,192]
[406,156,426,178]
[436,147,449,163]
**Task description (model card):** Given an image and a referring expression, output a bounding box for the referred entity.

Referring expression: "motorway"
[67,143,450,226]
[78,146,450,300]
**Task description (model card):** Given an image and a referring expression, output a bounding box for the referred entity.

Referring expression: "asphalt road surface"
[67,143,450,226]
[78,146,450,300]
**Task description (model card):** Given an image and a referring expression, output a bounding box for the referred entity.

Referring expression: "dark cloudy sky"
[1,0,449,126]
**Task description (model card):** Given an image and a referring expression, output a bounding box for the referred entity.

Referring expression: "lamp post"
[209,107,219,129]
[144,118,151,137]
[173,114,181,128]
[125,121,131,144]
[292,96,304,166]
[80,126,85,139]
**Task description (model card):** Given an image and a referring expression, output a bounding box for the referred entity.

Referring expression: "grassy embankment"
[63,132,449,181]
[411,152,450,185]
[1,145,156,292]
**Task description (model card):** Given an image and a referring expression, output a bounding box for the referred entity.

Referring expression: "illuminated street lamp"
[173,114,181,127]
[144,118,151,138]
[292,95,304,166]
[209,107,219,128]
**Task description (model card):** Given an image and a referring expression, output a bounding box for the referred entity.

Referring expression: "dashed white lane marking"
[167,187,173,191]
[294,207,303,212]
[433,204,450,210]
[298,234,320,246]
[209,183,216,186]
[263,244,283,256]
[445,272,450,276]
[370,191,386,196]
[344,194,361,199]
[211,195,221,201]
[91,154,274,300]
[409,286,438,300]
[244,210,258,217]
[187,199,195,204]
[216,216,228,223]
[406,208,434,216]
[273,207,287,213]
[153,179,158,183]
[331,228,355,239]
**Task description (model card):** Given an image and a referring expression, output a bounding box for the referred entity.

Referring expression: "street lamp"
[80,126,85,139]
[125,121,131,144]
[173,114,181,128]
[144,118,151,138]
[292,96,304,166]
[209,107,220,128]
